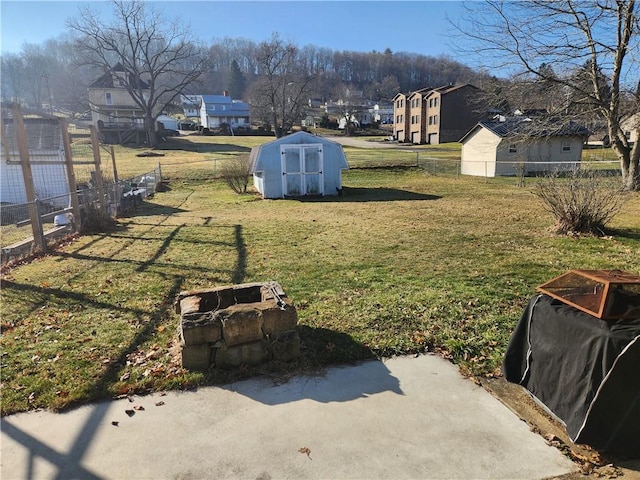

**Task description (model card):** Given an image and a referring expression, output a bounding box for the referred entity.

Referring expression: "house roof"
[250,131,348,172]
[621,112,640,129]
[460,118,590,143]
[425,84,478,97]
[89,63,149,90]
[200,95,250,116]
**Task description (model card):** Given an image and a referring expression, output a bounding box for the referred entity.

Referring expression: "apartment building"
[393,84,484,144]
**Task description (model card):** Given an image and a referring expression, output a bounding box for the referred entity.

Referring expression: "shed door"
[281,144,324,196]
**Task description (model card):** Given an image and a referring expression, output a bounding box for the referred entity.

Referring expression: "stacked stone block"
[175,282,300,370]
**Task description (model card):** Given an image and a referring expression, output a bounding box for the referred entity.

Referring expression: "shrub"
[533,168,628,235]
[81,203,115,234]
[220,154,251,194]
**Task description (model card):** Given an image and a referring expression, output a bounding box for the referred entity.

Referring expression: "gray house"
[460,119,589,177]
[249,131,349,199]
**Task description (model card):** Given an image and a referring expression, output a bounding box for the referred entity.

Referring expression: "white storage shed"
[249,131,349,199]
[460,119,589,177]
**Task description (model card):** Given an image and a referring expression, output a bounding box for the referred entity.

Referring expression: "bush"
[533,168,628,235]
[220,155,251,194]
[81,203,115,234]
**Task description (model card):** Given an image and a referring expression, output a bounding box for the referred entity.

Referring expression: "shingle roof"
[460,118,590,143]
[89,63,149,90]
[201,95,250,116]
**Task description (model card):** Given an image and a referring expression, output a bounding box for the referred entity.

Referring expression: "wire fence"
[1,110,623,266]
[0,104,162,265]
[343,150,620,180]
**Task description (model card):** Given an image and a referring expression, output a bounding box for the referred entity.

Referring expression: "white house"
[1,116,70,207]
[200,94,250,130]
[249,131,349,199]
[621,113,639,144]
[87,63,151,145]
[181,95,202,118]
[460,119,589,177]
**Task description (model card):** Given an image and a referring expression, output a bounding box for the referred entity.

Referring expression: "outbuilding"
[460,118,589,177]
[156,114,179,132]
[1,115,70,208]
[249,131,349,199]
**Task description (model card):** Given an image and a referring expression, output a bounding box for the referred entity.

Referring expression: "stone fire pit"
[174,281,300,370]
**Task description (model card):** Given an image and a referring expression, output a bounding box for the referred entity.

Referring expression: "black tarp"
[503,294,640,456]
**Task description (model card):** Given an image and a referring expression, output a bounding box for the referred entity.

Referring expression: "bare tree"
[248,34,316,137]
[0,54,25,103]
[67,0,210,147]
[455,0,640,191]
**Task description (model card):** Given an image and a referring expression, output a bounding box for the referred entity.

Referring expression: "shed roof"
[460,118,590,143]
[250,131,348,172]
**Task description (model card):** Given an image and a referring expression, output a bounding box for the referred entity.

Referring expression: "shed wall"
[461,127,500,177]
[251,132,348,199]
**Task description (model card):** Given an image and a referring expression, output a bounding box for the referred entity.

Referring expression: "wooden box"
[537,269,640,320]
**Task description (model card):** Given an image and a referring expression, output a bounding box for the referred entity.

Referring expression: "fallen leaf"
[133,405,145,411]
[298,447,312,459]
[125,409,135,417]
[155,401,165,406]
[111,421,119,427]
[119,372,130,381]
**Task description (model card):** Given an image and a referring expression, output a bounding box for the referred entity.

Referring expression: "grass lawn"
[1,135,639,415]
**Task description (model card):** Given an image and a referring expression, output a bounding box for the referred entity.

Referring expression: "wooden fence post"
[60,118,82,231]
[89,125,106,213]
[110,145,120,215]
[12,104,46,252]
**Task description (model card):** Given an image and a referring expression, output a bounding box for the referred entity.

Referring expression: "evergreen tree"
[227,59,246,99]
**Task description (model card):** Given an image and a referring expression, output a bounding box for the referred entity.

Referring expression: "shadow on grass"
[156,137,252,153]
[294,186,440,203]
[117,199,188,218]
[0,274,185,480]
[232,224,247,284]
[605,227,640,241]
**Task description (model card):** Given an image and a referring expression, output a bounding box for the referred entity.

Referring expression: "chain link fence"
[344,149,620,179]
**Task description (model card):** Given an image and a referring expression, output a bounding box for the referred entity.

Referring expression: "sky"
[0,0,467,58]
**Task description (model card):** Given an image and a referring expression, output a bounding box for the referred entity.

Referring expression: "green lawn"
[1,136,638,415]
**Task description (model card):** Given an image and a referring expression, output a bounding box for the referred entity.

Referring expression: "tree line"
[1,0,637,190]
[1,32,484,113]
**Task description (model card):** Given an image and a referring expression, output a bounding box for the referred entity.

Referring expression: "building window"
[428,116,433,126]
[433,115,438,125]
[434,98,439,107]
[429,98,433,108]
[562,141,571,152]
[105,92,112,105]
[509,144,517,153]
